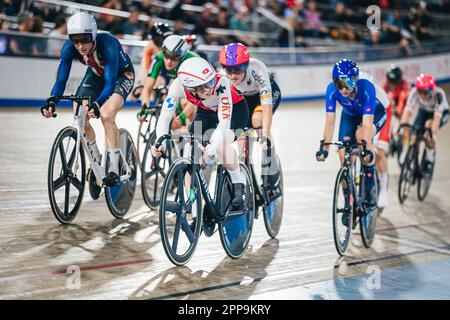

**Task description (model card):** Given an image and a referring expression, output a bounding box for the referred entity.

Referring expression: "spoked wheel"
[332,166,353,256]
[159,158,202,266]
[360,169,378,248]
[136,114,157,165]
[105,129,138,218]
[398,146,416,204]
[262,155,284,239]
[417,147,435,201]
[218,164,255,259]
[141,131,172,209]
[48,126,86,224]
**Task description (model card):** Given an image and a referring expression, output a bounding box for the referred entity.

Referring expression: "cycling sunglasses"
[417,88,433,95]
[334,77,357,91]
[70,34,93,45]
[223,65,247,75]
[185,78,216,95]
[163,50,182,61]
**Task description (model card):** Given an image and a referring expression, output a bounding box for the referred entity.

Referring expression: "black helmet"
[387,65,403,84]
[150,22,173,47]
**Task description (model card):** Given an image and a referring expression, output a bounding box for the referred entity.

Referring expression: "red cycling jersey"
[382,79,410,118]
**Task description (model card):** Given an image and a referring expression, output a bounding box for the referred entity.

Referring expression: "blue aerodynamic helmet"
[332,59,359,90]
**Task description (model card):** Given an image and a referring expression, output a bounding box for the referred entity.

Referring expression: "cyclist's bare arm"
[141,76,156,107]
[322,112,336,152]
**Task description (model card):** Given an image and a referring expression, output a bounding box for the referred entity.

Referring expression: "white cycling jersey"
[220,58,273,105]
[406,86,449,114]
[156,73,243,150]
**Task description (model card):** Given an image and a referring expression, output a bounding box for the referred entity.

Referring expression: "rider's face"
[224,67,246,85]
[339,87,353,97]
[196,87,214,100]
[72,35,94,55]
[418,90,432,100]
[163,54,180,70]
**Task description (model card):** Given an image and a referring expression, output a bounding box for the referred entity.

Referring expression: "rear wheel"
[141,131,172,209]
[263,155,284,239]
[218,164,255,259]
[105,129,138,218]
[360,168,378,248]
[417,146,435,201]
[48,126,86,224]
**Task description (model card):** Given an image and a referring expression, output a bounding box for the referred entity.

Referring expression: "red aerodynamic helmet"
[219,43,250,67]
[415,74,436,92]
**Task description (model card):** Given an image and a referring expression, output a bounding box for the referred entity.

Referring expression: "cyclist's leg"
[375,104,392,208]
[214,100,249,207]
[75,68,103,164]
[102,65,135,185]
[356,105,387,209]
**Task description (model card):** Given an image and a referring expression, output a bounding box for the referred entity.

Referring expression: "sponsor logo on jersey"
[221,97,231,119]
[251,70,267,88]
[328,105,333,111]
[165,96,176,109]
[216,84,226,95]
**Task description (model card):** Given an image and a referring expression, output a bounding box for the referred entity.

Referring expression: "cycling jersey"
[382,79,410,117]
[50,32,132,106]
[156,73,244,149]
[147,50,198,80]
[325,74,389,117]
[326,72,388,145]
[222,58,274,106]
[406,86,449,114]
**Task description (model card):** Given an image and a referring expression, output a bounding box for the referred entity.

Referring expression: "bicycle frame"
[55,96,132,187]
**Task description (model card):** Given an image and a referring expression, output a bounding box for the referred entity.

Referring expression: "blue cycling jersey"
[50,33,132,106]
[325,79,383,117]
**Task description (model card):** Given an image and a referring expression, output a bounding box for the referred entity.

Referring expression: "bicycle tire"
[263,155,284,239]
[417,146,435,201]
[398,145,416,204]
[159,157,202,266]
[48,126,86,224]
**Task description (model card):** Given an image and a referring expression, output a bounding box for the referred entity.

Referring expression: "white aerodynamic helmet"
[177,57,217,90]
[67,12,97,42]
[161,35,188,59]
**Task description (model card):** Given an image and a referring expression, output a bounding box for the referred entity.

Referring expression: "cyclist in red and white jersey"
[401,74,449,174]
[152,57,249,207]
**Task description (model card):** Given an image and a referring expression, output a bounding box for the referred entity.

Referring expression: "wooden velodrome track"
[1,91,450,300]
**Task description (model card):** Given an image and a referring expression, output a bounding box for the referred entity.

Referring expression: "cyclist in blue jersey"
[41,12,135,186]
[316,59,388,211]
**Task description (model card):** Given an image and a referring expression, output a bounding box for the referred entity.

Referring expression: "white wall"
[1,53,450,105]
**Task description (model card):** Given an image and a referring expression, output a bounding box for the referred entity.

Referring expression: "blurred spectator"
[303,0,328,38]
[173,19,189,36]
[196,3,219,30]
[229,6,251,31]
[132,0,153,15]
[216,7,230,29]
[28,1,60,22]
[0,0,21,16]
[120,6,144,36]
[47,15,67,57]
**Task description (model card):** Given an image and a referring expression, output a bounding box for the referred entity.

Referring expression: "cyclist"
[383,65,410,120]
[138,34,197,128]
[219,42,282,196]
[152,57,249,208]
[316,59,388,214]
[135,22,173,95]
[40,12,134,186]
[400,74,449,175]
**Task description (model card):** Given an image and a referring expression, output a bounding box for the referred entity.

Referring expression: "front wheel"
[218,163,255,259]
[48,126,86,224]
[105,129,138,218]
[159,158,203,266]
[417,146,435,201]
[332,166,353,256]
[398,145,416,204]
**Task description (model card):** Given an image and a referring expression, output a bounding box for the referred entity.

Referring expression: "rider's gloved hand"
[315,150,328,162]
[137,103,149,122]
[41,99,56,118]
[361,149,375,163]
[151,144,166,158]
[204,143,216,157]
[86,101,101,119]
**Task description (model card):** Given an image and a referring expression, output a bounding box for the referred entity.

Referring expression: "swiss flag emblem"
[202,68,210,74]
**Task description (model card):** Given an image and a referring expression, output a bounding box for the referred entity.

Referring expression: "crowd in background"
[0,0,449,57]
